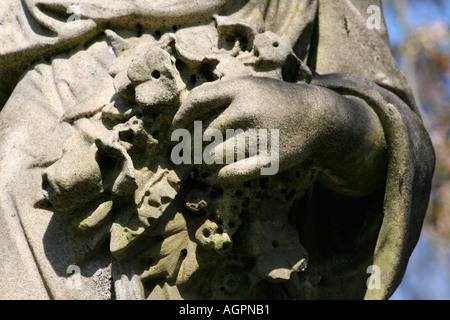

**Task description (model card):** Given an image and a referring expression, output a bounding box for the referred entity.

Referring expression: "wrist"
[311,92,388,196]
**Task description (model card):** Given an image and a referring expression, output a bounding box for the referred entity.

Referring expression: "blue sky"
[383,0,450,47]
[390,233,450,300]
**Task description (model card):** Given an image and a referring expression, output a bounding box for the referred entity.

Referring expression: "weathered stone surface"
[0,0,434,300]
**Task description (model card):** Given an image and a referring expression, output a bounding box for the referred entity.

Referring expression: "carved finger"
[34,0,133,21]
[202,127,281,183]
[214,155,278,184]
[172,80,237,131]
[25,0,63,35]
[204,99,258,134]
[27,0,99,37]
[203,129,259,166]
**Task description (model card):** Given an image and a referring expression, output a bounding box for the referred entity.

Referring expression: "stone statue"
[0,0,435,300]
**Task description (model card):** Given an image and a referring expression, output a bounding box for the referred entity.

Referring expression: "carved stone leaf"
[77,200,114,231]
[110,206,146,259]
[136,167,181,224]
[138,212,199,295]
[65,198,114,264]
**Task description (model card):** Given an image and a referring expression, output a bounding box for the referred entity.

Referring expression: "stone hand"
[172,77,388,195]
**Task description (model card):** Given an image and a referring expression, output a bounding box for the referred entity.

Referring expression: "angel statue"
[0,0,434,300]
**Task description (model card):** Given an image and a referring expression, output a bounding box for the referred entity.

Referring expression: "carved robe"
[0,0,434,300]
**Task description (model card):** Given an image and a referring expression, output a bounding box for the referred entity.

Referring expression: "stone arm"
[300,0,435,299]
[172,0,436,300]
